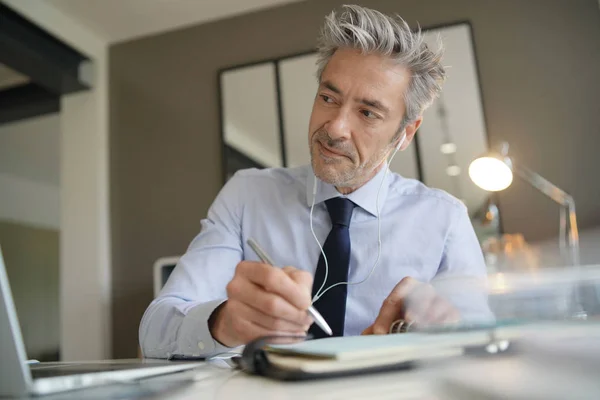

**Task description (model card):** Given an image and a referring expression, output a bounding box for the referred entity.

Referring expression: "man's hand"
[362,277,460,335]
[209,261,313,347]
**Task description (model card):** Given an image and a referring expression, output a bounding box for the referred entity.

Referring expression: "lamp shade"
[469,156,513,191]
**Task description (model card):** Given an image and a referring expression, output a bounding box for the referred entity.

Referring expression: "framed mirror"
[220,62,282,180]
[218,22,500,242]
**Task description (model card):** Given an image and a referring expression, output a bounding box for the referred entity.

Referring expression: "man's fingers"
[371,277,420,334]
[282,267,314,327]
[227,275,309,324]
[217,263,316,346]
[230,315,268,342]
[405,285,437,323]
[372,294,408,334]
[228,299,311,333]
[361,325,374,335]
[283,266,313,291]
[237,262,311,310]
[230,314,306,344]
[423,297,461,324]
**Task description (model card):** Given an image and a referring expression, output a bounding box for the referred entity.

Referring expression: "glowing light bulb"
[469,157,513,191]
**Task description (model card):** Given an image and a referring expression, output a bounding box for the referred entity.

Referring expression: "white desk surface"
[158,361,438,400]
[33,353,600,400]
[36,358,440,400]
[165,355,600,400]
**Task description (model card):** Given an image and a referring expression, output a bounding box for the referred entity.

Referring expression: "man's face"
[308,48,420,191]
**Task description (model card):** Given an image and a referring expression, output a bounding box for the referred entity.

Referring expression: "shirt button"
[197,341,205,350]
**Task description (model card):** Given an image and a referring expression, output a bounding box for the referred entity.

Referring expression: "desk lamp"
[468,142,580,267]
[469,142,591,319]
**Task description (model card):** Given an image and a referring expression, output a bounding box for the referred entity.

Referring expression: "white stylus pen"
[246,238,333,336]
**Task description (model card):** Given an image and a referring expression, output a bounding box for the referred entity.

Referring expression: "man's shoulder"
[228,165,309,189]
[387,172,466,211]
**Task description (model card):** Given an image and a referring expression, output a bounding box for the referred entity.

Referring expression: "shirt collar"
[305,165,392,217]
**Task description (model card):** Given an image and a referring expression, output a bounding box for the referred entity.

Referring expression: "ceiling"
[0,64,29,90]
[46,0,304,44]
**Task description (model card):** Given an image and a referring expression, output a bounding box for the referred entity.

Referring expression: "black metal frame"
[216,21,496,220]
[273,63,287,168]
[0,3,91,124]
[0,84,59,124]
[217,49,316,183]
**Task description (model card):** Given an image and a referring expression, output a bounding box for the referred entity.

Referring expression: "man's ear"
[399,116,422,150]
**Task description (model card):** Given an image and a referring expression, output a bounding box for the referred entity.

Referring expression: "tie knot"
[325,197,355,228]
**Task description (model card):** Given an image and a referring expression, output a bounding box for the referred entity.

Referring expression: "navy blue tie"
[309,197,355,338]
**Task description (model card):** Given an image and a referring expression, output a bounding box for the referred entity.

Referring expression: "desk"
[32,353,600,400]
[169,363,435,400]
[179,355,599,400]
[38,358,439,400]
[30,322,600,399]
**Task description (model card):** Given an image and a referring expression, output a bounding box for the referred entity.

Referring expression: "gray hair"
[316,5,446,130]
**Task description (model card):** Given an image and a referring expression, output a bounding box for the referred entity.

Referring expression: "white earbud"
[388,131,407,166]
[396,131,407,151]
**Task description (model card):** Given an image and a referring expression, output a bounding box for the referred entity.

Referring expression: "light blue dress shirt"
[140,165,490,358]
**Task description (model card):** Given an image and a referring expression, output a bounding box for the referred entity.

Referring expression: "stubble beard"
[310,129,387,189]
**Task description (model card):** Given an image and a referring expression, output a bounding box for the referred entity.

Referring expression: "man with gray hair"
[140,5,490,358]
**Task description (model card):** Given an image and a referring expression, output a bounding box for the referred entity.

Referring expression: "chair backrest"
[153,256,180,297]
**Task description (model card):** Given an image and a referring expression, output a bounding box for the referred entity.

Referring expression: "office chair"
[153,256,180,297]
[138,256,181,358]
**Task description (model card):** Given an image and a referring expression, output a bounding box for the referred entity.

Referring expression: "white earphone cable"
[309,177,330,301]
[311,133,406,303]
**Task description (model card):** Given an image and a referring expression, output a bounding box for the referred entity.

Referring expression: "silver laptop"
[0,248,202,397]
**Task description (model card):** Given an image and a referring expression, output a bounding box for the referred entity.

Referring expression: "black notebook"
[237,324,521,380]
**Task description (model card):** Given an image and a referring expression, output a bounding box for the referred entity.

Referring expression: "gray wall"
[0,221,59,361]
[109,0,600,358]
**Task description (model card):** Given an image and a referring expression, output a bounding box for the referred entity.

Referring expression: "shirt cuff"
[175,298,234,358]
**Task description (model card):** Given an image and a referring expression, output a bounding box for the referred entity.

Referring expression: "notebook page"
[267,331,492,361]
